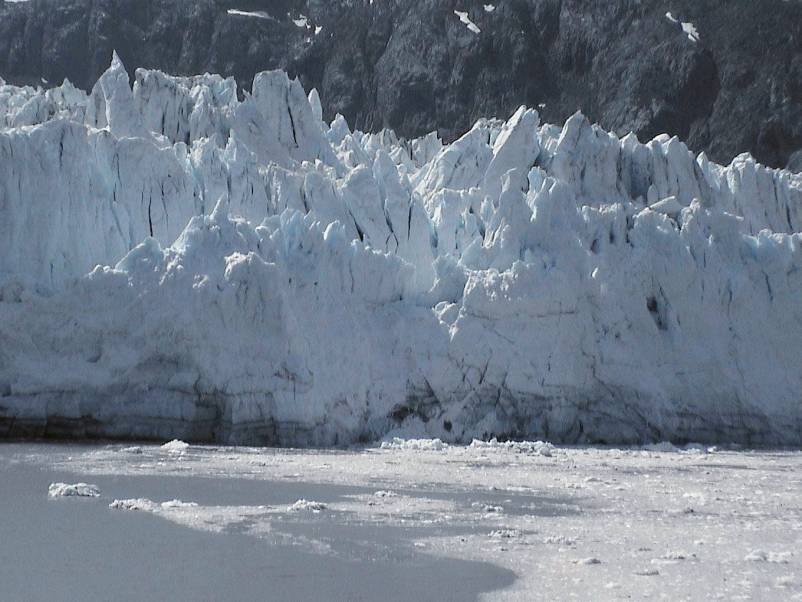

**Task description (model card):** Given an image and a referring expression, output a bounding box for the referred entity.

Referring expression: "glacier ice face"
[1,55,801,446]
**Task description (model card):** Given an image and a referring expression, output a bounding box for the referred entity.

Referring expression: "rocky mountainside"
[0,0,800,168]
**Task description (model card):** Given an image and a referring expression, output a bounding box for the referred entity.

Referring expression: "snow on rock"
[1,55,802,447]
[48,482,101,498]
[665,12,700,43]
[681,22,700,43]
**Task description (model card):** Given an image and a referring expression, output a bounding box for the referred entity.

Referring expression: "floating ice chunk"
[289,499,327,512]
[48,483,101,498]
[454,10,481,34]
[161,499,199,509]
[544,535,576,545]
[472,502,503,513]
[489,529,520,539]
[661,550,695,561]
[575,557,602,565]
[109,498,158,511]
[160,440,190,453]
[745,550,791,563]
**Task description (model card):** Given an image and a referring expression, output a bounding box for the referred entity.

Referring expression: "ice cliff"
[1,56,801,445]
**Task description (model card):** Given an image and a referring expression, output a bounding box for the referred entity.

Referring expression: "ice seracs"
[0,54,801,446]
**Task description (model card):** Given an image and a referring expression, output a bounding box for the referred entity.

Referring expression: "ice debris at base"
[1,54,802,447]
[119,446,144,454]
[381,438,447,451]
[48,482,101,498]
[470,438,554,456]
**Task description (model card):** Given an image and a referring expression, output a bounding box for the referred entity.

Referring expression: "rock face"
[1,60,801,446]
[0,0,800,170]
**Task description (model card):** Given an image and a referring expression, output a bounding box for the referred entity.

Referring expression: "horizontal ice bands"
[1,55,801,446]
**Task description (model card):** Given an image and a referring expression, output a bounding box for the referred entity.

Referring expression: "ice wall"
[1,56,801,445]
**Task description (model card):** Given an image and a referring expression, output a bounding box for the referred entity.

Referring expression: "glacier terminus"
[1,54,801,447]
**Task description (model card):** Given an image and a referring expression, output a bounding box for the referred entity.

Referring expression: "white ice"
[48,482,101,498]
[1,55,801,447]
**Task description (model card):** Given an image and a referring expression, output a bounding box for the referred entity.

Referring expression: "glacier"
[1,54,801,446]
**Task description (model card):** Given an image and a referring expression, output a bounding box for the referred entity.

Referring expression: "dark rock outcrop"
[1,0,800,168]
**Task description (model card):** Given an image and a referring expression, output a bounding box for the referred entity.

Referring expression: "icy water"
[0,444,513,601]
[2,441,802,600]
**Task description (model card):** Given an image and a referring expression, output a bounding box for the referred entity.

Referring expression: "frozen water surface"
[2,442,802,600]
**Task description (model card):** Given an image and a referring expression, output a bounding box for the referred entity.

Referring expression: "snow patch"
[454,10,481,34]
[227,9,272,20]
